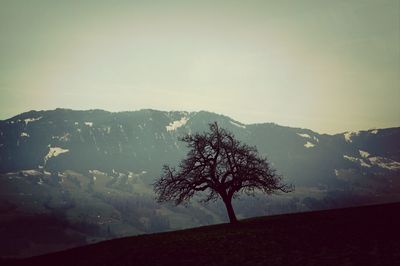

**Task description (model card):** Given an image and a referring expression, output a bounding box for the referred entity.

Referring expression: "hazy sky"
[0,0,399,133]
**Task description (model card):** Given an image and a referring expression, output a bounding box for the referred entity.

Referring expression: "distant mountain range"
[1,108,399,184]
[1,109,399,257]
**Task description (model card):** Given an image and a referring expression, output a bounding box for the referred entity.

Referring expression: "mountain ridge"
[4,108,398,136]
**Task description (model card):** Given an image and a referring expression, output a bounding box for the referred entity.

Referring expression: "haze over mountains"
[1,109,399,257]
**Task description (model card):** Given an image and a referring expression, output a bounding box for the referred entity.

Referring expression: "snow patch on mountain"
[334,169,339,176]
[343,155,357,162]
[52,133,70,142]
[359,150,370,158]
[89,170,107,176]
[359,160,372,168]
[230,121,246,129]
[44,147,70,163]
[20,132,30,137]
[369,157,400,170]
[343,131,360,143]
[304,141,315,148]
[343,155,371,168]
[37,177,44,185]
[24,116,42,124]
[297,133,311,139]
[20,170,41,176]
[344,151,399,170]
[166,117,188,131]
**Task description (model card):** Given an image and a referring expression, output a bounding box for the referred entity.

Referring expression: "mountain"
[0,108,399,257]
[2,108,399,184]
[3,202,400,266]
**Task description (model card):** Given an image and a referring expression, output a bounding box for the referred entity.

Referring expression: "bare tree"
[154,122,292,223]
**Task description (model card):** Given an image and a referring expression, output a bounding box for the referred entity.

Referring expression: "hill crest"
[4,202,400,266]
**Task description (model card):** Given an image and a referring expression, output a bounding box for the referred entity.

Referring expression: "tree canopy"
[154,122,292,223]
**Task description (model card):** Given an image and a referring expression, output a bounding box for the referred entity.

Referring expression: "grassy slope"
[3,202,400,266]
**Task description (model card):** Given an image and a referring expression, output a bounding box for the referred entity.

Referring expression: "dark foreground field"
[3,202,400,266]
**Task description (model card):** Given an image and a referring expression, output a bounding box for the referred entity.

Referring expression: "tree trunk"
[223,198,238,224]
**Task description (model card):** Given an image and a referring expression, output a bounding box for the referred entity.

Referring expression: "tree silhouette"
[154,122,292,223]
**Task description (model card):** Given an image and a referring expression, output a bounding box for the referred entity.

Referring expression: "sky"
[0,0,399,134]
